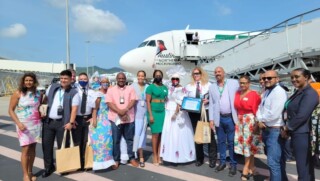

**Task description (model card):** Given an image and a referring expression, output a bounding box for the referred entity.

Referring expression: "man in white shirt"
[192,32,199,45]
[256,70,288,181]
[72,72,98,170]
[42,70,79,177]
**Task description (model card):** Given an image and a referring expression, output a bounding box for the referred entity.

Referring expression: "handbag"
[194,105,211,144]
[56,130,81,173]
[84,135,94,169]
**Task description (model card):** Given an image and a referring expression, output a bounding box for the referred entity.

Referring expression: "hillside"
[76,66,124,74]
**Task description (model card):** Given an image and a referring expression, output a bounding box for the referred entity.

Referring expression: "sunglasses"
[193,72,201,75]
[262,77,276,81]
[171,78,179,81]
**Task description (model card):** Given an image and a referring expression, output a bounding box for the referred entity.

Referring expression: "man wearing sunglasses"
[256,70,288,181]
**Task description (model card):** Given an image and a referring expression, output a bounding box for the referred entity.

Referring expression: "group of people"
[8,65,319,181]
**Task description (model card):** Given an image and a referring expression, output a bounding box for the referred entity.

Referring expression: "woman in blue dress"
[89,76,115,170]
[131,70,149,167]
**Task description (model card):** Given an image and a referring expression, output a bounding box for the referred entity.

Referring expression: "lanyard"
[218,80,227,98]
[284,90,300,110]
[262,85,276,106]
[59,89,64,106]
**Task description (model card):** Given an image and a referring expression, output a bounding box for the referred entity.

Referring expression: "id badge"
[140,100,145,107]
[120,97,125,104]
[57,105,63,116]
[283,111,288,120]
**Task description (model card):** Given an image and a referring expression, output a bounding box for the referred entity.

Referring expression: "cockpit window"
[138,41,149,48]
[147,40,156,47]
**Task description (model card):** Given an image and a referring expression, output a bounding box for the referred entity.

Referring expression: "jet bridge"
[180,8,320,82]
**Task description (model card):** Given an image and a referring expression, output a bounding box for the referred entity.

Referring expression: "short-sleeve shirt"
[46,88,80,119]
[106,85,137,123]
[146,84,168,111]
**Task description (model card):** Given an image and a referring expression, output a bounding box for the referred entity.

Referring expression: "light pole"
[91,56,95,74]
[86,40,90,75]
[66,0,70,69]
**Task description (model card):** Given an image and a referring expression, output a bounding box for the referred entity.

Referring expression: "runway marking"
[0,122,317,181]
[0,146,113,181]
[0,129,220,181]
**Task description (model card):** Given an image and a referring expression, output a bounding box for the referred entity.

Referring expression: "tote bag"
[194,105,211,144]
[84,134,94,169]
[56,130,81,173]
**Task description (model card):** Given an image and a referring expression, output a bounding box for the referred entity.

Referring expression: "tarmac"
[0,96,319,181]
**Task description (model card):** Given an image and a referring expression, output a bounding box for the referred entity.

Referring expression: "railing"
[212,7,320,58]
[0,71,56,96]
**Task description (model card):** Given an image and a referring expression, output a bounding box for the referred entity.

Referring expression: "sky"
[0,0,319,70]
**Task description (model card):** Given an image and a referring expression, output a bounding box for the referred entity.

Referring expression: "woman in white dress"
[160,66,196,163]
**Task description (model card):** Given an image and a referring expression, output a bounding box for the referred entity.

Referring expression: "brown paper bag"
[84,136,93,169]
[194,105,211,144]
[56,130,81,173]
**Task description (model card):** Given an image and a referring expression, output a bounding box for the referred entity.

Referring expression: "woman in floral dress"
[89,76,115,170]
[234,75,263,180]
[8,72,42,181]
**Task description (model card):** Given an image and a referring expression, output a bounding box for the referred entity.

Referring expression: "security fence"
[0,71,56,96]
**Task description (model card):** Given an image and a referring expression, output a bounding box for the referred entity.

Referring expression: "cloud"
[72,4,125,42]
[214,1,232,16]
[0,24,27,38]
[45,0,101,9]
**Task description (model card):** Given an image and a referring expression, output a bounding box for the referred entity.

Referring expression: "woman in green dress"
[146,69,168,165]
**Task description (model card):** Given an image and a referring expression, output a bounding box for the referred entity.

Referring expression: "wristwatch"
[69,122,74,125]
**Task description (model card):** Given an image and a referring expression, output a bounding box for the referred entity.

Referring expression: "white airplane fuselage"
[119,29,246,79]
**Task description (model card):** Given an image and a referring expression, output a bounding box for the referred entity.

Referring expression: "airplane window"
[138,41,149,48]
[147,40,156,47]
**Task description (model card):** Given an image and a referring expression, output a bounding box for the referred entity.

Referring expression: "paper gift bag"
[56,130,81,173]
[84,135,93,169]
[194,105,211,144]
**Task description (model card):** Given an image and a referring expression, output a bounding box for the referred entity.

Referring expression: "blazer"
[287,84,319,133]
[208,78,239,127]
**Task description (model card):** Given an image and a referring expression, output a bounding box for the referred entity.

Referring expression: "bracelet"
[69,122,74,125]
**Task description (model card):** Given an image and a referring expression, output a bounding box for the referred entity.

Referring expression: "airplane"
[119,29,250,82]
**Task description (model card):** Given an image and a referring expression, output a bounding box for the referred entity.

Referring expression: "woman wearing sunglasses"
[283,68,319,180]
[234,75,263,180]
[160,66,195,163]
[185,67,217,167]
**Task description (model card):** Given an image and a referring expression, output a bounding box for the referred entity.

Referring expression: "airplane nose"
[119,52,131,70]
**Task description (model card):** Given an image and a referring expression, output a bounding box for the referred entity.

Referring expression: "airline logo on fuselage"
[155,40,181,66]
[155,52,181,66]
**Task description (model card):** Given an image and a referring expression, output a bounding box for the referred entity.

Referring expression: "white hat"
[166,65,186,79]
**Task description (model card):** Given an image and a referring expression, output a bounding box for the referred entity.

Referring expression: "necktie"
[196,82,200,98]
[81,88,87,114]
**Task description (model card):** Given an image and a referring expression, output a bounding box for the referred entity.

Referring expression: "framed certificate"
[181,97,203,113]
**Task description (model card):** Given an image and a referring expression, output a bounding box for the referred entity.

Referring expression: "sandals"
[241,173,250,181]
[139,158,145,167]
[28,172,37,181]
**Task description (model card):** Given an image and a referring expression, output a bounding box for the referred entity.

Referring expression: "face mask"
[154,77,162,83]
[172,80,179,87]
[79,80,88,87]
[101,83,109,88]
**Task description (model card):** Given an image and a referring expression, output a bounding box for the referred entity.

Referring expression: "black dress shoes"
[42,167,55,178]
[215,163,226,172]
[209,160,216,168]
[195,161,204,167]
[229,166,237,177]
